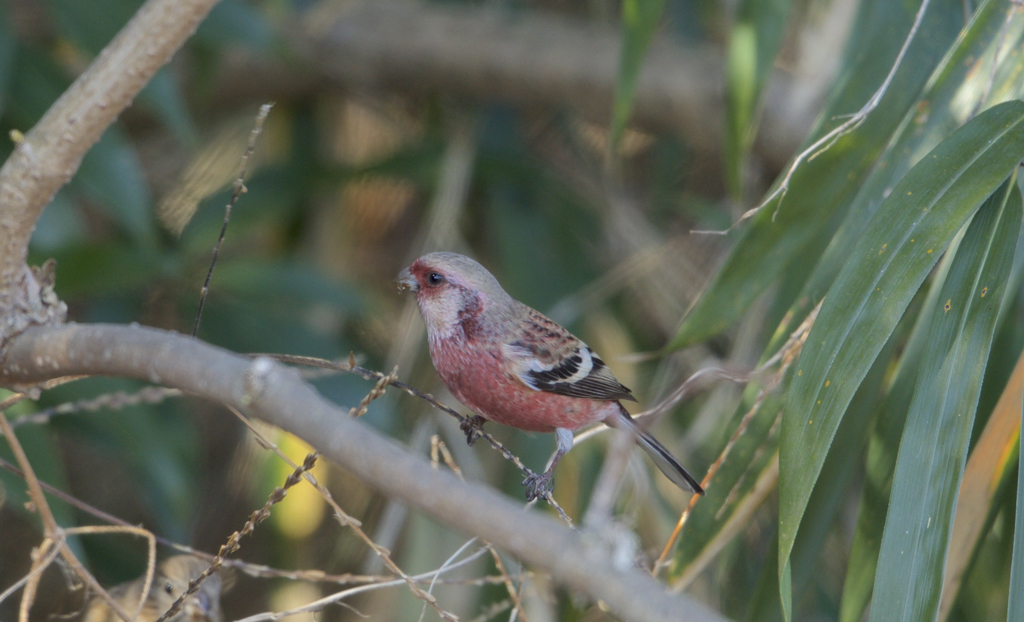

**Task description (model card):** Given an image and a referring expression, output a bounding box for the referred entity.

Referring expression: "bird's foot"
[522,470,554,502]
[460,415,486,446]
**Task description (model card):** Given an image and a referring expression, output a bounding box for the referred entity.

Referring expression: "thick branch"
[303,2,809,162]
[307,2,721,147]
[0,323,729,622]
[0,0,220,346]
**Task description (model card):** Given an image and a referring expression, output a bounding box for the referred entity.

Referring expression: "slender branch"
[266,353,575,526]
[0,323,729,622]
[226,405,460,621]
[155,452,316,622]
[0,0,220,347]
[192,103,273,337]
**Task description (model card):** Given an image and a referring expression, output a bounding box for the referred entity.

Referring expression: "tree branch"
[0,323,729,622]
[0,0,220,349]
[301,1,806,166]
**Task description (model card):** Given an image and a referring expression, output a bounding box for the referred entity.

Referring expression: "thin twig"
[693,0,933,235]
[0,403,136,622]
[419,538,480,622]
[11,386,182,428]
[192,102,273,337]
[155,451,316,622]
[471,599,514,622]
[234,545,496,622]
[430,435,528,621]
[490,549,526,622]
[68,525,158,622]
[350,366,398,417]
[259,353,575,527]
[0,533,65,606]
[651,301,819,576]
[0,455,520,590]
[226,405,462,621]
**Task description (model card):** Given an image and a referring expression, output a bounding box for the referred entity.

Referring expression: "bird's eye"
[427,271,445,286]
[164,582,174,595]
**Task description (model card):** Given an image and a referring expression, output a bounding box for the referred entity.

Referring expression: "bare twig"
[10,386,182,428]
[350,366,398,417]
[234,545,496,622]
[262,353,575,526]
[0,0,221,347]
[155,452,316,622]
[68,525,158,622]
[192,103,273,337]
[226,405,461,621]
[470,598,514,622]
[0,323,730,622]
[429,436,527,622]
[651,301,820,577]
[0,403,138,622]
[0,455,519,590]
[0,533,65,607]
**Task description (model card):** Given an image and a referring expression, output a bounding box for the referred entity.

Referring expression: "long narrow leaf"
[768,0,1023,356]
[1009,358,1024,621]
[667,0,965,350]
[838,237,960,622]
[724,0,792,197]
[610,0,665,152]
[940,353,1023,620]
[743,333,895,621]
[779,100,1024,607]
[670,389,784,585]
[869,175,1021,621]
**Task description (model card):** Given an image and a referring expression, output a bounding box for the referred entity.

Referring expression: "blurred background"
[1,0,1021,620]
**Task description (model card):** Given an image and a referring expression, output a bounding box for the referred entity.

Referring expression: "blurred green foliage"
[1,0,1024,621]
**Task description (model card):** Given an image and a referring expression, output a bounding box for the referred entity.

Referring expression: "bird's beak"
[395,268,418,292]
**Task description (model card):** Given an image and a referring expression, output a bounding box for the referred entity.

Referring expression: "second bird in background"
[81,555,222,622]
[397,251,703,500]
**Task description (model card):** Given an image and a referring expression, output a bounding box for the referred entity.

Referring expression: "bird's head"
[153,556,224,622]
[396,252,512,338]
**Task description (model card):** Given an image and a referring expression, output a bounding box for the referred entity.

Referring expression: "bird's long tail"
[609,404,704,495]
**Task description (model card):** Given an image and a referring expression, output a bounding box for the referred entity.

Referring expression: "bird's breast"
[428,337,616,432]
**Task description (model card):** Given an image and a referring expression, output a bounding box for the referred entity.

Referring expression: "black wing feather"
[526,352,636,402]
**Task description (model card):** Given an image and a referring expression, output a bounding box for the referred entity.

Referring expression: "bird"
[396,251,703,500]
[81,555,222,622]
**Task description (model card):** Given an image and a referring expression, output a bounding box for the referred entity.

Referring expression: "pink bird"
[397,252,703,500]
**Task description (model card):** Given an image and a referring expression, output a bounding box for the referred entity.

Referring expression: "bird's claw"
[522,470,554,502]
[460,415,486,446]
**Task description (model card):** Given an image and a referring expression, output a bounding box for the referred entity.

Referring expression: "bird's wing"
[502,308,635,402]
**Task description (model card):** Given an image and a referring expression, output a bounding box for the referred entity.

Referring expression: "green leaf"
[779,100,1024,608]
[610,0,665,152]
[1010,363,1024,622]
[868,175,1021,621]
[669,389,784,585]
[0,2,15,118]
[138,67,198,146]
[194,0,275,51]
[48,0,142,54]
[743,333,893,622]
[939,353,1023,620]
[838,241,957,622]
[210,260,363,315]
[73,125,156,244]
[771,0,1021,350]
[667,0,964,351]
[724,0,792,198]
